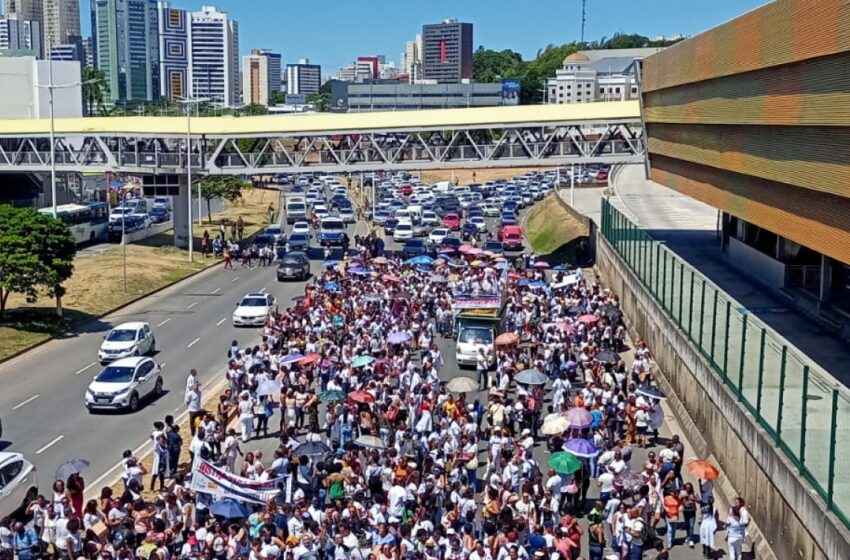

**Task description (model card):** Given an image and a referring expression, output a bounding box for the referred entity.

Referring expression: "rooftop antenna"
[581,0,587,44]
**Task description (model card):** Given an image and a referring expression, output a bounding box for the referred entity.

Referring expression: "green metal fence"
[600,197,850,528]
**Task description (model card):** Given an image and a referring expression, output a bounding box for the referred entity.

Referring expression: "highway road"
[0,189,517,500]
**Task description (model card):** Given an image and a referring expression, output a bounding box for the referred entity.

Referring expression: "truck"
[453,296,506,369]
[284,194,307,224]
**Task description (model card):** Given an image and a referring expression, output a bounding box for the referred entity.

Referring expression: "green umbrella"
[548,451,583,474]
[319,390,346,403]
[351,355,376,368]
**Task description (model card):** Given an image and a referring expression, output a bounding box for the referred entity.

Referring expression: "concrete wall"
[0,56,82,119]
[726,237,786,290]
[594,233,850,560]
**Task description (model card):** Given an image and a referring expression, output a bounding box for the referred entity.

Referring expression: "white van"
[433,181,453,193]
[394,209,413,225]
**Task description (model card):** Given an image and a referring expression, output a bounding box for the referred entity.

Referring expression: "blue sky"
[80,0,768,72]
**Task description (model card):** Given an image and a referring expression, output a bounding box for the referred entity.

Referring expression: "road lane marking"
[75,362,97,375]
[186,301,199,309]
[187,337,201,348]
[36,435,64,454]
[157,317,172,327]
[211,287,221,294]
[216,317,227,326]
[12,394,40,410]
[231,276,240,282]
[259,287,267,293]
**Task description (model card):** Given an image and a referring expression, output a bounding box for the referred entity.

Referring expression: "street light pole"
[187,107,194,262]
[122,191,128,292]
[570,163,575,207]
[48,47,57,217]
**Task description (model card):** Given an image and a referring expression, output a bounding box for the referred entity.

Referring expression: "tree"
[81,66,107,117]
[243,103,269,116]
[198,176,249,223]
[0,206,76,318]
[307,81,333,112]
[472,47,524,83]
[269,90,286,106]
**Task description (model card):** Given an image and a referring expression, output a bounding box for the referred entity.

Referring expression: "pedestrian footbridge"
[0,101,643,175]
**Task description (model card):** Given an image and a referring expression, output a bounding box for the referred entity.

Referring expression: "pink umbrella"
[534,260,550,269]
[382,273,401,283]
[555,321,576,334]
[578,314,598,324]
[458,244,474,253]
[566,407,594,429]
[467,247,484,256]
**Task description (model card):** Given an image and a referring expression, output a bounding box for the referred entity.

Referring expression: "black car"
[441,236,462,251]
[483,240,504,256]
[402,239,427,259]
[254,234,275,249]
[384,217,399,235]
[461,222,479,241]
[277,252,311,281]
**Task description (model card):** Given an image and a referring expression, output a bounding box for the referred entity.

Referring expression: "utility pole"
[581,0,587,44]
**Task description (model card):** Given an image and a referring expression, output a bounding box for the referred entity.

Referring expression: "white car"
[85,357,163,412]
[481,204,500,217]
[469,216,487,232]
[98,322,156,363]
[421,211,440,226]
[393,223,414,241]
[291,221,311,237]
[232,292,276,326]
[313,204,329,221]
[428,227,449,246]
[0,452,38,521]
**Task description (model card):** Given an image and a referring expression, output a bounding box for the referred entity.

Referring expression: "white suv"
[86,357,163,412]
[0,453,38,521]
[232,293,276,326]
[98,322,156,363]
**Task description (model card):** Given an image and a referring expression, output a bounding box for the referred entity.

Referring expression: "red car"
[596,170,609,181]
[401,183,413,196]
[443,212,461,230]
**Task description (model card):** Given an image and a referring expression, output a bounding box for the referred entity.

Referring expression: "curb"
[0,257,225,367]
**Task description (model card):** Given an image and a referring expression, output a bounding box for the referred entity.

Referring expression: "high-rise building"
[421,19,472,84]
[242,48,280,106]
[48,34,84,61]
[91,0,160,104]
[80,35,92,65]
[156,1,189,100]
[189,5,238,106]
[3,0,43,51]
[43,0,79,48]
[155,2,239,106]
[402,33,421,82]
[286,58,320,95]
[0,14,41,57]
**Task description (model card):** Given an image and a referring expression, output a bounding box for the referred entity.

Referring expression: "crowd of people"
[0,240,751,560]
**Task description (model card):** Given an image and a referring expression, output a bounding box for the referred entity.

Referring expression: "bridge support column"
[173,176,191,250]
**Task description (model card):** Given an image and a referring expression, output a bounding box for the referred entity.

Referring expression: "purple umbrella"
[387,331,412,344]
[566,407,594,429]
[281,353,305,365]
[564,438,600,458]
[349,267,373,276]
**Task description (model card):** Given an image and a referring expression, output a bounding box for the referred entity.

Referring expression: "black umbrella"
[595,350,621,363]
[601,304,623,320]
[294,441,332,458]
[55,459,91,480]
[636,385,667,400]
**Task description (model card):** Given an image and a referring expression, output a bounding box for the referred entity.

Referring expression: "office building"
[401,33,421,81]
[242,48,280,106]
[0,14,41,58]
[641,0,850,312]
[80,34,91,65]
[3,0,43,51]
[421,19,472,83]
[48,35,84,61]
[330,80,511,113]
[91,0,160,104]
[546,48,661,104]
[0,55,82,118]
[189,5,238,106]
[155,2,239,105]
[43,0,79,48]
[286,58,320,95]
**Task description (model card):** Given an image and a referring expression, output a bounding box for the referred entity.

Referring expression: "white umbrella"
[354,435,387,450]
[256,379,281,397]
[446,377,478,393]
[541,415,569,435]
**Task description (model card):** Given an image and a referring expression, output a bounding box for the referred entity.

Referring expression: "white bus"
[39,202,109,244]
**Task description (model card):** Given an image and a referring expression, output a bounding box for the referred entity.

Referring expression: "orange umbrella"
[495,332,519,346]
[686,460,719,480]
[299,353,321,366]
[382,273,401,283]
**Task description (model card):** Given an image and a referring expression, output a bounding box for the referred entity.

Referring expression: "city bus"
[39,202,109,244]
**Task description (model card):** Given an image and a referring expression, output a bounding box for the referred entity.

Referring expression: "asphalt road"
[0,191,515,501]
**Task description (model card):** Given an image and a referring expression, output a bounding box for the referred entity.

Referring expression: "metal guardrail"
[600,197,850,528]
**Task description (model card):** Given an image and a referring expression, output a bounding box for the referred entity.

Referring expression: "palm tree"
[81,66,106,117]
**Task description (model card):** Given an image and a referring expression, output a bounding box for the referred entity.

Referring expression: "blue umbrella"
[517,279,530,287]
[351,355,376,368]
[529,280,547,288]
[406,255,434,266]
[564,438,600,458]
[324,260,338,268]
[495,261,509,270]
[324,282,340,292]
[387,331,412,344]
[349,267,373,276]
[210,498,251,519]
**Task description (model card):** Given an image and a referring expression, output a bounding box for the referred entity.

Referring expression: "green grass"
[524,194,590,266]
[0,308,93,361]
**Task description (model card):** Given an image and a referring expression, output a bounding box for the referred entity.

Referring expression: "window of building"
[615,87,621,94]
[631,86,638,93]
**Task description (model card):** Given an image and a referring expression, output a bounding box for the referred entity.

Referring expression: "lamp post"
[176,96,210,260]
[121,190,129,292]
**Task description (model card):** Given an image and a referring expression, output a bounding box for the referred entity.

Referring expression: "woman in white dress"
[699,496,720,557]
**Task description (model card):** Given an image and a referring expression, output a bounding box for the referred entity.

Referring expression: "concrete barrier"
[594,233,850,560]
[124,221,173,244]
